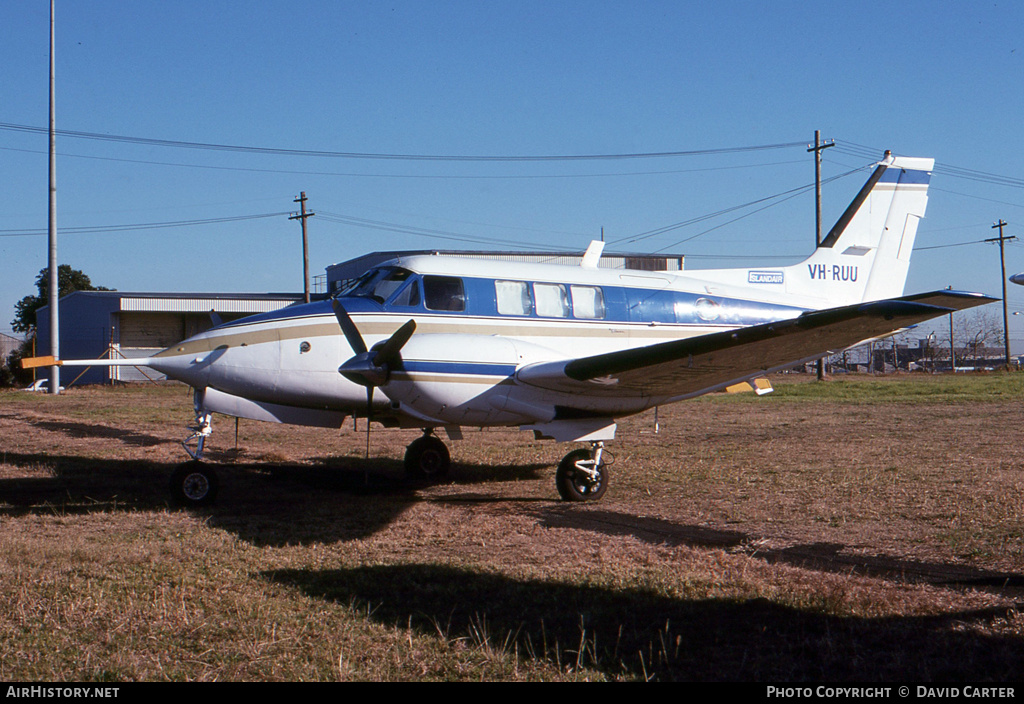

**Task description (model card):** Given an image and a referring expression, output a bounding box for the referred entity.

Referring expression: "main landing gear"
[403,433,610,502]
[404,430,451,479]
[556,442,609,502]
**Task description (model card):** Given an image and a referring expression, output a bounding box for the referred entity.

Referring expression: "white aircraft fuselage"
[145,255,810,431]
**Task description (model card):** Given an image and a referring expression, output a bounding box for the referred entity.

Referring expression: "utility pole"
[986,219,1016,370]
[808,130,835,248]
[290,192,315,303]
[808,131,835,379]
[948,286,956,373]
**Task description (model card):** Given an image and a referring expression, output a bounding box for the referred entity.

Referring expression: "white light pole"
[47,0,60,395]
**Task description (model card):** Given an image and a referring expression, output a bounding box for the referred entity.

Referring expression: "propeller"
[333,299,416,388]
[332,298,417,457]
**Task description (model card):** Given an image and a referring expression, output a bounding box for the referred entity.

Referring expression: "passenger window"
[570,285,605,319]
[534,283,569,318]
[495,280,533,316]
[389,279,420,308]
[423,276,466,312]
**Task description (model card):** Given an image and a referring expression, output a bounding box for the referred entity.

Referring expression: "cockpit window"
[423,276,466,312]
[389,278,421,307]
[337,267,413,303]
[335,270,376,297]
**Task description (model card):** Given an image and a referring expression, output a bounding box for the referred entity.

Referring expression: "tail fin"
[785,153,933,305]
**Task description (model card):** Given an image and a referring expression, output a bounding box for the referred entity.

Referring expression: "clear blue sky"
[2,1,1022,346]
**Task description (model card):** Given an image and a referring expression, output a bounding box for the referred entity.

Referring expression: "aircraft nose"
[147,340,227,387]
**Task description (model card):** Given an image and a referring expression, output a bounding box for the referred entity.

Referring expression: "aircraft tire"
[404,436,451,479]
[556,448,608,502]
[170,461,219,507]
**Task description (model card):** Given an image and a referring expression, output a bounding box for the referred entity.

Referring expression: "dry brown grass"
[0,374,1022,681]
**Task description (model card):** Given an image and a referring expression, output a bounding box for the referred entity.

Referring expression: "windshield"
[336,267,414,303]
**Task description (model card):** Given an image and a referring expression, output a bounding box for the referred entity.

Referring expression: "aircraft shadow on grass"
[0,447,548,546]
[25,418,167,447]
[537,509,1024,602]
[263,562,1024,681]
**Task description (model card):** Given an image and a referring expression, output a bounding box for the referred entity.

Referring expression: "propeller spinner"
[332,298,416,389]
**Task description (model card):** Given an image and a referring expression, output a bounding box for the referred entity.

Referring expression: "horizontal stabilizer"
[727,377,774,395]
[22,356,155,369]
[20,355,58,370]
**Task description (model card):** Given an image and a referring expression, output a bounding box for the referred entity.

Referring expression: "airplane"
[24,152,995,506]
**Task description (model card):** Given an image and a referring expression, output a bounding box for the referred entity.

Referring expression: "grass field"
[1,373,1022,681]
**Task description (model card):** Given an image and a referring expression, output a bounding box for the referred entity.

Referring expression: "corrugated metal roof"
[119,296,298,313]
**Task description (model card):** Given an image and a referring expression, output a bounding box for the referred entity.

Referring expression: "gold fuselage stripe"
[154,312,723,359]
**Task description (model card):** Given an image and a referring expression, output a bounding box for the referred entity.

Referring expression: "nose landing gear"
[556,441,609,502]
[182,411,213,461]
[172,408,219,507]
[170,461,219,506]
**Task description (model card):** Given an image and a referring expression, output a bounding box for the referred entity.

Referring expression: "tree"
[1,341,33,387]
[957,307,1004,368]
[11,265,112,335]
[925,305,1004,371]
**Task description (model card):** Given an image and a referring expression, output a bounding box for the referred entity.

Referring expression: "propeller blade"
[331,299,367,356]
[371,319,417,367]
[337,314,416,389]
[364,386,373,460]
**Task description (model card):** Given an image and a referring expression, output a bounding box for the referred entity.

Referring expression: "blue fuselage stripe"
[398,361,516,377]
[217,287,804,330]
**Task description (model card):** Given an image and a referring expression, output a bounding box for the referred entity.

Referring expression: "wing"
[516,290,995,400]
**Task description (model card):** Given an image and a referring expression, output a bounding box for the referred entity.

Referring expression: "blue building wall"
[35,292,120,385]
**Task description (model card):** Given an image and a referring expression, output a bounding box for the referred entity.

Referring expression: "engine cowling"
[378,333,561,426]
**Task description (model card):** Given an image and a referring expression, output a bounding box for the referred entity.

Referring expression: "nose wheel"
[556,442,609,502]
[170,461,219,507]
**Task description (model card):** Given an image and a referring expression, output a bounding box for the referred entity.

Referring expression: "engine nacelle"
[379,333,562,426]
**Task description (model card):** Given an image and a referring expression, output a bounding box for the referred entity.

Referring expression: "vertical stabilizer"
[685,154,934,309]
[785,154,933,305]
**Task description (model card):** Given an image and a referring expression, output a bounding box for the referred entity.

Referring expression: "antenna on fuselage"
[581,240,605,269]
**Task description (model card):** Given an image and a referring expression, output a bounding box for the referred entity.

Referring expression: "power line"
[612,166,867,249]
[929,186,1024,211]
[914,239,990,251]
[0,145,807,181]
[0,212,290,238]
[0,122,806,162]
[834,141,1024,190]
